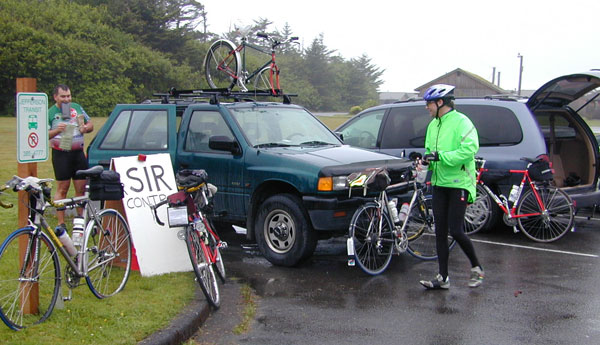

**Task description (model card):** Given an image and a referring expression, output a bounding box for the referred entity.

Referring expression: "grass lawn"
[0,117,195,344]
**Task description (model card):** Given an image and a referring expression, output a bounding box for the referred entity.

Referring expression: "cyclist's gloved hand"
[423,151,440,163]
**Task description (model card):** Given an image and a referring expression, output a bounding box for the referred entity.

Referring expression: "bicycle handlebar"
[149,198,169,227]
[0,176,55,209]
[256,32,300,49]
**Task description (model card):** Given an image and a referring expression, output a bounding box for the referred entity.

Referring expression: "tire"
[406,196,456,260]
[517,185,574,242]
[253,66,275,92]
[349,203,394,275]
[207,219,226,283]
[186,226,220,308]
[204,39,240,90]
[255,194,317,267]
[0,228,60,330]
[464,184,493,235]
[85,209,132,298]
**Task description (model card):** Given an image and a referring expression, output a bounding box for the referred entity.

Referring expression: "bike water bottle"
[388,198,400,223]
[54,225,77,256]
[398,203,410,222]
[72,217,85,248]
[508,185,519,203]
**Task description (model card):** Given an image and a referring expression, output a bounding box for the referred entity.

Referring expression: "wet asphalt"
[188,215,600,345]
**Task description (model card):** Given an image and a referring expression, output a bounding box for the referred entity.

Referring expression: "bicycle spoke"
[85,209,132,299]
[350,203,393,275]
[0,230,60,330]
[517,186,573,242]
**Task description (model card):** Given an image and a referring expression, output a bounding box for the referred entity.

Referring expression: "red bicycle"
[204,30,298,94]
[150,169,226,308]
[464,156,574,242]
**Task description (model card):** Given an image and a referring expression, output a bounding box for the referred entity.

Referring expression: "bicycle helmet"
[423,84,455,101]
[176,169,208,188]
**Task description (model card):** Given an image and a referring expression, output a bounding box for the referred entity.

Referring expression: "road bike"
[204,30,298,94]
[0,166,132,330]
[464,156,574,242]
[347,163,456,276]
[149,169,226,309]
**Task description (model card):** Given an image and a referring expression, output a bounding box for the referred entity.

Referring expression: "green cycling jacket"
[424,109,479,203]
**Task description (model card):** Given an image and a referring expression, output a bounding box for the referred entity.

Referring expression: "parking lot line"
[471,238,599,258]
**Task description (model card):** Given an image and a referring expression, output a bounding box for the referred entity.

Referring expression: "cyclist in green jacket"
[418,84,484,289]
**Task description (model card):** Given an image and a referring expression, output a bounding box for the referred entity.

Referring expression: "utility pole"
[517,53,524,96]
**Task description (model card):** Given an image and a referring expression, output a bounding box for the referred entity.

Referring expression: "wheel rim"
[187,229,220,308]
[0,230,59,329]
[263,209,296,254]
[85,210,131,298]
[406,202,438,260]
[351,204,393,275]
[464,185,491,234]
[253,67,274,91]
[205,41,238,89]
[517,187,573,242]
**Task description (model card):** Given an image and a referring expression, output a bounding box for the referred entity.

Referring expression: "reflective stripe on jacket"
[425,109,479,203]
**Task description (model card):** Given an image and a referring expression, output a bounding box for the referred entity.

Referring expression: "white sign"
[112,153,191,276]
[17,92,48,163]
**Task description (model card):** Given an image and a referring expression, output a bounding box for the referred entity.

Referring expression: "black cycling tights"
[432,186,481,279]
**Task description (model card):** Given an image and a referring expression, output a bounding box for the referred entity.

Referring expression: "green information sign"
[17,92,48,163]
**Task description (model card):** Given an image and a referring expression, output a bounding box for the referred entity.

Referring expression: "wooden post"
[16,77,39,314]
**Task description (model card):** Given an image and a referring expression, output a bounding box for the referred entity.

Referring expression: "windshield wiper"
[299,141,336,146]
[254,142,294,148]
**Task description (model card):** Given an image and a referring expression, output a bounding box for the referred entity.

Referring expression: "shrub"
[349,106,362,115]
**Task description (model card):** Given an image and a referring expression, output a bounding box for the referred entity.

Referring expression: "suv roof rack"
[392,94,528,104]
[483,94,527,101]
[151,87,297,105]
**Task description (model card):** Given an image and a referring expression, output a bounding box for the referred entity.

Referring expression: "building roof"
[415,68,506,96]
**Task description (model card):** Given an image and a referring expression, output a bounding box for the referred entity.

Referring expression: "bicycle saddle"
[75,165,105,179]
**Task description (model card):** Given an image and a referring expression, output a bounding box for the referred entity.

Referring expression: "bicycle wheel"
[517,185,574,242]
[406,196,456,260]
[464,184,492,235]
[206,219,226,283]
[253,66,275,92]
[0,228,60,330]
[204,39,240,90]
[85,209,132,298]
[185,226,220,308]
[349,202,394,275]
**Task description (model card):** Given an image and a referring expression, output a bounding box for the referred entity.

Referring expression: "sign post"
[15,78,42,315]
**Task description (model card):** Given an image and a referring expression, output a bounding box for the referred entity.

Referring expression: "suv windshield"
[230,106,341,147]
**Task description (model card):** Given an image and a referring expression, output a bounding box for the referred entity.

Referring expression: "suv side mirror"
[334,131,344,142]
[209,135,242,155]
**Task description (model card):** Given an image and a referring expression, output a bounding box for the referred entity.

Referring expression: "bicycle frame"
[194,212,221,265]
[218,38,279,92]
[476,165,545,220]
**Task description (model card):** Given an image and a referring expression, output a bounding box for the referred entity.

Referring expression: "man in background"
[48,84,94,229]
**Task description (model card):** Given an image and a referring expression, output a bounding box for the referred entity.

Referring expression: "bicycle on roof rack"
[204,30,298,95]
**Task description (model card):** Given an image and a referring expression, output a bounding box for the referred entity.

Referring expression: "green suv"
[88,90,411,266]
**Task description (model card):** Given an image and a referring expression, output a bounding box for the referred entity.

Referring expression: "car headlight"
[317,176,348,191]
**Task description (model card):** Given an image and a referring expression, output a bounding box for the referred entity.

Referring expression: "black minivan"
[336,70,600,218]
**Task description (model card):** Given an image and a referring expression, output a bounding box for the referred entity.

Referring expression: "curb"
[138,288,210,345]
